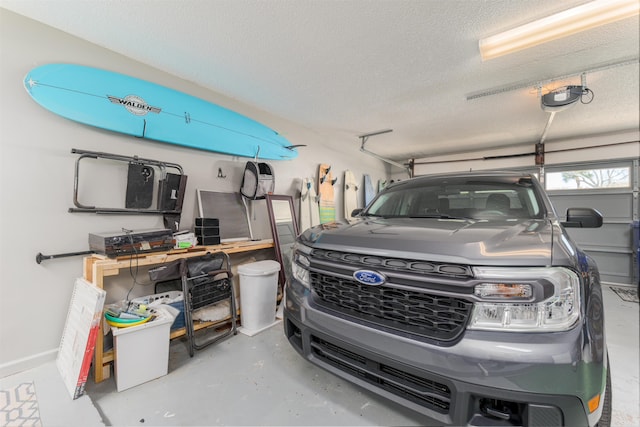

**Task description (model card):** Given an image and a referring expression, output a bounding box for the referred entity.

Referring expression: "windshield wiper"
[408,213,472,220]
[364,213,472,220]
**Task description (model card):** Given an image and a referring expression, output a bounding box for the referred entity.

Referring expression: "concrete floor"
[86,319,426,426]
[1,284,638,426]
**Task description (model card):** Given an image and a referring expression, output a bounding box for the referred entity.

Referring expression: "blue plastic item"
[24,63,298,160]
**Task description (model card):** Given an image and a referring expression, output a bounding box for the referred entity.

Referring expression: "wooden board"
[318,164,335,223]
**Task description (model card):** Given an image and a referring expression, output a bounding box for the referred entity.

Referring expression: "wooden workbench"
[83,239,274,383]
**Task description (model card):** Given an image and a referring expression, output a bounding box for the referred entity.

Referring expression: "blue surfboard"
[24,63,298,160]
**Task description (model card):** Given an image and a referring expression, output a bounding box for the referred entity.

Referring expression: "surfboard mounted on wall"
[299,177,320,232]
[23,63,298,160]
[343,170,359,221]
[318,164,336,224]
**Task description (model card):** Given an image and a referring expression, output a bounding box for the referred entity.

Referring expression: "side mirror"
[562,208,603,228]
[351,208,363,217]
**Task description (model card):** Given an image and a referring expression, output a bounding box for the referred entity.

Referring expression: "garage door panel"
[565,224,632,250]
[549,193,633,222]
[546,159,636,286]
[582,250,633,284]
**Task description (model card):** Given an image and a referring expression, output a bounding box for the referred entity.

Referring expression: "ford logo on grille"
[353,270,386,286]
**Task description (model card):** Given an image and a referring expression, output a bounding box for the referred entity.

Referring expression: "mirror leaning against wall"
[265,194,299,291]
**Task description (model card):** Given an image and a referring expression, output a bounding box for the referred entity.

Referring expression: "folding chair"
[182,252,237,357]
[148,252,237,357]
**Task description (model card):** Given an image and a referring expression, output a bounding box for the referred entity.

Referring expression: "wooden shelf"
[84,240,274,383]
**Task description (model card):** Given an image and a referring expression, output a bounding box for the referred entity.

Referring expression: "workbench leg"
[89,261,111,383]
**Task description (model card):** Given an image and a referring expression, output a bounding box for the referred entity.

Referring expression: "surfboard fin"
[331,178,337,186]
[320,165,331,184]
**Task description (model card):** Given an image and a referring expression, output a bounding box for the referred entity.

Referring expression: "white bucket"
[237,260,281,336]
[111,307,174,391]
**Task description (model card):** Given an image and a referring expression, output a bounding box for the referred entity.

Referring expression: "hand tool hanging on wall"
[68,148,187,231]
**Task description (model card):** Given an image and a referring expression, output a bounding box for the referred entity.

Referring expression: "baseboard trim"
[0,349,57,379]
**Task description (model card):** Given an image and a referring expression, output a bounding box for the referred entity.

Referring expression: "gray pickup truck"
[284,171,610,426]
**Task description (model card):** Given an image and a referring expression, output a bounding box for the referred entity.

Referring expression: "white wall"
[0,9,388,376]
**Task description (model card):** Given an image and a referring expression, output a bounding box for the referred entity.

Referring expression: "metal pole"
[36,250,95,264]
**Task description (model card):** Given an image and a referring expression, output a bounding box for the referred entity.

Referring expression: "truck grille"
[310,272,472,342]
[311,249,473,278]
[310,336,451,413]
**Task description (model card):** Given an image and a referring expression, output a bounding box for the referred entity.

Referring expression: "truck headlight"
[468,267,580,332]
[292,243,312,289]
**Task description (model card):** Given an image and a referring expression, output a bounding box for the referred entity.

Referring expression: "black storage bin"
[195,226,220,237]
[195,218,219,227]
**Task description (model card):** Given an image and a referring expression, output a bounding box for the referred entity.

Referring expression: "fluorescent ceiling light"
[479,0,640,61]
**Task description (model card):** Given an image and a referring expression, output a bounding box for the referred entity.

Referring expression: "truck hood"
[300,217,557,266]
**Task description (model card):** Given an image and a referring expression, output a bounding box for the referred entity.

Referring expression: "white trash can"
[238,260,281,336]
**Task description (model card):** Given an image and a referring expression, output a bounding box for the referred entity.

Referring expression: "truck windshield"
[364,177,544,220]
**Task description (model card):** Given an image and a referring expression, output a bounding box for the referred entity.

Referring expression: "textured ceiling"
[2,0,639,162]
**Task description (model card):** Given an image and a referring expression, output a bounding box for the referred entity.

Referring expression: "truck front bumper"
[283,280,605,426]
